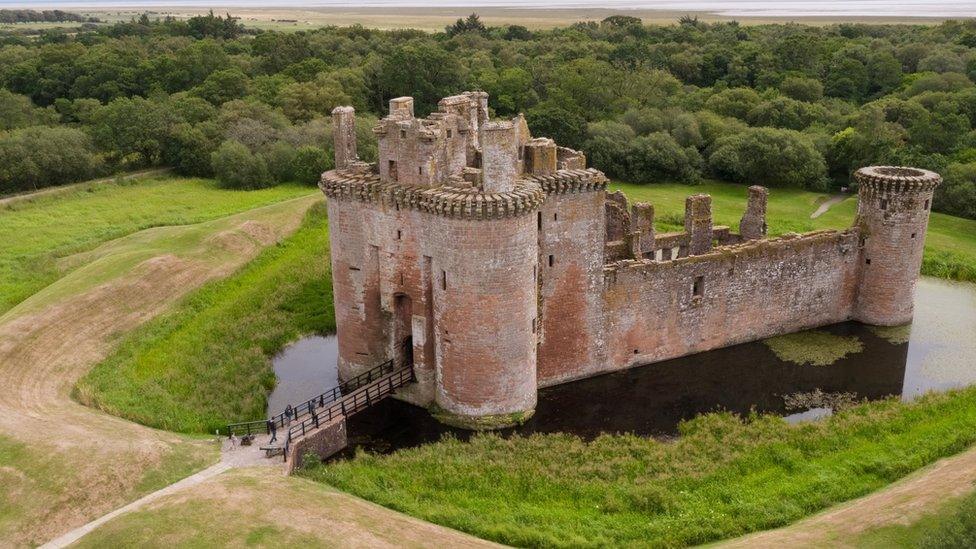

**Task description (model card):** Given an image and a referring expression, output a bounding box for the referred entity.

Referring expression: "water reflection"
[266,335,339,416]
[902,278,976,400]
[270,277,976,456]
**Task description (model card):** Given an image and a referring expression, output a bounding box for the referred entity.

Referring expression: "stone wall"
[600,230,862,374]
[537,188,607,386]
[284,417,347,474]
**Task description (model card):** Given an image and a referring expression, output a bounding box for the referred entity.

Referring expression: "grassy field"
[612,181,976,283]
[0,175,315,317]
[67,7,956,33]
[76,201,334,434]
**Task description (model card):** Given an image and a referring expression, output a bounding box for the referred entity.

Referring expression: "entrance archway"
[393,294,414,367]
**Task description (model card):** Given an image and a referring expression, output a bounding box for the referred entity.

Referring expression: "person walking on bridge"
[268,419,277,443]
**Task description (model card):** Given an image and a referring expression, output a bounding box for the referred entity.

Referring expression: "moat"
[268,276,976,456]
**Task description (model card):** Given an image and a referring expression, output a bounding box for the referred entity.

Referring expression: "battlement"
[320,167,545,219]
[854,166,942,194]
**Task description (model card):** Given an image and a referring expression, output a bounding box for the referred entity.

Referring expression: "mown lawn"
[612,181,976,283]
[75,202,334,433]
[0,175,315,315]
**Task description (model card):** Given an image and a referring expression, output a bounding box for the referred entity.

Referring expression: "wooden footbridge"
[226,356,414,468]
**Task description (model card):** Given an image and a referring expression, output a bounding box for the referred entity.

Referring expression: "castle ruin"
[320,91,941,429]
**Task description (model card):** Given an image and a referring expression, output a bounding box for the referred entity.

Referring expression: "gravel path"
[810,194,848,219]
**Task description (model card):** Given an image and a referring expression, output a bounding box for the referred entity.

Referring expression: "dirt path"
[810,194,848,219]
[716,443,976,548]
[0,168,170,209]
[40,462,234,549]
[811,194,848,219]
[67,467,503,548]
[0,197,315,546]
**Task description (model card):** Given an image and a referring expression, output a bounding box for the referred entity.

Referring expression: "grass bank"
[612,181,976,284]
[302,386,976,548]
[75,202,333,434]
[0,175,314,316]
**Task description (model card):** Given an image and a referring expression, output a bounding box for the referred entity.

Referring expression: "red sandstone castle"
[320,91,941,429]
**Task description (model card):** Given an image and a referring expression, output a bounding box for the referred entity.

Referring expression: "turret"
[854,166,941,326]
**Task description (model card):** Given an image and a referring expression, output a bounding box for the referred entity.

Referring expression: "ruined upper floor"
[332,91,590,194]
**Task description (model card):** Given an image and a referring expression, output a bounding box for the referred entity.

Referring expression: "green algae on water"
[764,330,864,366]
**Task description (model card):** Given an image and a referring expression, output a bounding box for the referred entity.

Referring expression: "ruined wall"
[601,230,862,374]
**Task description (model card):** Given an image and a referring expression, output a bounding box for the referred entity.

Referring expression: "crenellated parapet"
[321,167,545,220]
[854,166,942,195]
[524,168,609,196]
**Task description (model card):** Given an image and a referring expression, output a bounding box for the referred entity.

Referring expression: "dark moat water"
[268,277,976,456]
[266,336,339,416]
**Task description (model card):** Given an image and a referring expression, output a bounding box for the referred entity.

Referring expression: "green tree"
[0,126,98,193]
[621,132,703,183]
[371,42,467,114]
[292,145,332,186]
[708,127,828,189]
[211,139,270,189]
[192,68,250,105]
[525,101,587,150]
[779,76,824,102]
[704,88,762,120]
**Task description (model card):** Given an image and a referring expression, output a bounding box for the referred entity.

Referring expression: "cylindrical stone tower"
[854,165,941,326]
[427,212,538,429]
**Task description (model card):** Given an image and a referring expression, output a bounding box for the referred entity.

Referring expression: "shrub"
[0,126,99,193]
[211,140,271,189]
[620,132,703,184]
[704,87,762,120]
[708,127,828,189]
[263,141,297,183]
[292,146,332,186]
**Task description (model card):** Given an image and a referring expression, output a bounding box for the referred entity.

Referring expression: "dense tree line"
[0,10,98,24]
[0,14,975,218]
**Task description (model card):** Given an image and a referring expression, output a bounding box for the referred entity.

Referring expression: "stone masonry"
[320,91,941,429]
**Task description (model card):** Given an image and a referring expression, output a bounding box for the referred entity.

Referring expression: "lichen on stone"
[764,330,865,366]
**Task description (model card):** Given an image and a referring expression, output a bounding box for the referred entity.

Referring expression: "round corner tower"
[853,165,941,326]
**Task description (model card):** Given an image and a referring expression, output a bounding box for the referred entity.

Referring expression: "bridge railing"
[225,358,397,437]
[282,365,415,460]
